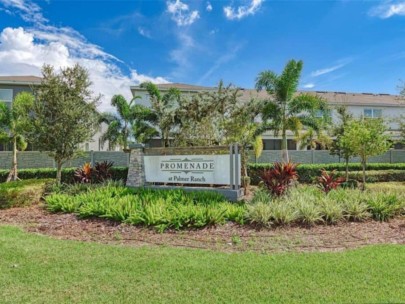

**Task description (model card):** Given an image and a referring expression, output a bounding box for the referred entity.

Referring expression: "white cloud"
[302,83,315,89]
[206,1,213,12]
[310,64,346,77]
[369,1,405,19]
[0,0,168,112]
[166,0,200,26]
[169,32,196,78]
[0,0,45,23]
[209,29,218,35]
[199,44,243,83]
[309,58,352,78]
[138,27,151,38]
[223,0,263,20]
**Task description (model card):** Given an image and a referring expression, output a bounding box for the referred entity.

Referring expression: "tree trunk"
[56,160,63,185]
[281,129,289,163]
[361,159,366,191]
[6,137,18,182]
[345,157,349,181]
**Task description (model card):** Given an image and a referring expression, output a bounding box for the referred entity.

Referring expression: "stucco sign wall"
[144,154,236,185]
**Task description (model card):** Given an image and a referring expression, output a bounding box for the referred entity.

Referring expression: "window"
[0,89,13,107]
[364,108,382,118]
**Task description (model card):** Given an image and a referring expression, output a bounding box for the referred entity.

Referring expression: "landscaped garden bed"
[0,179,50,209]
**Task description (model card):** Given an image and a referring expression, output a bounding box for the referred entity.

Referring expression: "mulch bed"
[1,203,404,253]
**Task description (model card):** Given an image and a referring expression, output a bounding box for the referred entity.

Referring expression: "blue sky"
[0,0,405,110]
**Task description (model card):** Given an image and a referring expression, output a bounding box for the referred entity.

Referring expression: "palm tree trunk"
[281,129,289,163]
[6,137,18,182]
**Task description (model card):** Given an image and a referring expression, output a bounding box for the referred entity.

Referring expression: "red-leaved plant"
[74,162,92,183]
[74,161,114,184]
[261,162,299,197]
[317,169,345,193]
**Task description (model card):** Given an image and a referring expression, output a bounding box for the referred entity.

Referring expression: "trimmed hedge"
[248,163,405,184]
[0,167,128,184]
[1,163,404,185]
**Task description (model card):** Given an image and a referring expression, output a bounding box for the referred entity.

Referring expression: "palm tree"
[255,59,328,162]
[140,82,181,147]
[0,92,34,182]
[100,95,156,150]
[296,127,332,150]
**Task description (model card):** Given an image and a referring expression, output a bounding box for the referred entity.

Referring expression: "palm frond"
[255,70,278,94]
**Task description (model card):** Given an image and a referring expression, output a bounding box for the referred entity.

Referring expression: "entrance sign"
[144,154,234,185]
[126,144,243,201]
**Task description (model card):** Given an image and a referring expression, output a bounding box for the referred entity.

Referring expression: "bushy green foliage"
[46,186,245,232]
[0,167,128,183]
[29,64,100,184]
[248,163,405,184]
[367,193,404,221]
[246,185,405,227]
[0,179,51,209]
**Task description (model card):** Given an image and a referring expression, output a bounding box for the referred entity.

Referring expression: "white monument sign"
[144,154,238,185]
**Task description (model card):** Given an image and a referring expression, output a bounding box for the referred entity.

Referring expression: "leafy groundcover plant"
[46,182,245,232]
[246,186,405,227]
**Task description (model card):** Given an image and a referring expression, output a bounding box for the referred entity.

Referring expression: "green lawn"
[1,226,404,303]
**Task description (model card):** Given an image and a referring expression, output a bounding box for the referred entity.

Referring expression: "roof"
[132,82,404,107]
[131,82,216,92]
[239,90,404,107]
[0,75,42,85]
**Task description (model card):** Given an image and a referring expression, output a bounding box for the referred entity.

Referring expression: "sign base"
[132,185,245,202]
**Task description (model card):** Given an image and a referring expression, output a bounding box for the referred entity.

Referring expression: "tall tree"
[100,95,157,150]
[340,118,391,189]
[140,82,181,147]
[221,98,264,177]
[174,81,241,146]
[29,64,100,184]
[255,59,328,162]
[0,92,34,182]
[330,106,356,180]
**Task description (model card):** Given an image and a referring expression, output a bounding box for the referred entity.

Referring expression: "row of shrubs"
[1,163,405,184]
[248,163,405,184]
[0,167,128,184]
[44,182,405,231]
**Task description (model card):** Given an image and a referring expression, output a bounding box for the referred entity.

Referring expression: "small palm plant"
[0,92,34,182]
[296,127,332,150]
[100,95,157,150]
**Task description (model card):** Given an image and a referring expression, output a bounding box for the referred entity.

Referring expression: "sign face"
[144,154,237,185]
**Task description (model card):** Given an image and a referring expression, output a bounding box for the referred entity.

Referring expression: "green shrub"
[45,186,246,232]
[319,198,344,224]
[0,179,51,209]
[246,202,273,227]
[367,193,404,222]
[248,163,405,185]
[269,201,297,225]
[0,167,128,184]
